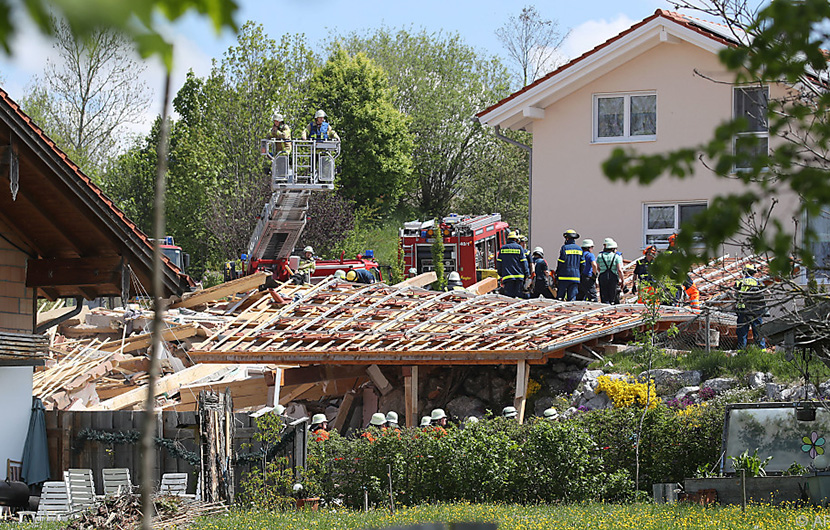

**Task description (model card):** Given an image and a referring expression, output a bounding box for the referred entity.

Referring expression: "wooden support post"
[333,392,355,433]
[406,366,419,427]
[198,389,235,504]
[513,360,530,424]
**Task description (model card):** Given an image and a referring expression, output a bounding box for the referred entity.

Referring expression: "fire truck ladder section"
[248,139,340,263]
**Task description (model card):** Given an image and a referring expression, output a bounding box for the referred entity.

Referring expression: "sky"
[0,0,667,136]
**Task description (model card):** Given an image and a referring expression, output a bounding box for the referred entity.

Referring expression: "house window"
[733,86,769,170]
[643,202,707,248]
[594,92,656,142]
[804,209,830,283]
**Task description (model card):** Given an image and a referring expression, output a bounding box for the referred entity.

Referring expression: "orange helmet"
[644,245,657,256]
[668,233,678,247]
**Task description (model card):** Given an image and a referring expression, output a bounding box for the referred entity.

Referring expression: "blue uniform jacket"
[497,242,529,281]
[557,242,585,281]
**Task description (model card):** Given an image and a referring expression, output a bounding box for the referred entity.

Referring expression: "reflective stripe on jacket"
[308,121,330,140]
[497,242,529,281]
[556,242,585,281]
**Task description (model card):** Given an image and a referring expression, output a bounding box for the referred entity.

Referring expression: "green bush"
[302,419,628,508]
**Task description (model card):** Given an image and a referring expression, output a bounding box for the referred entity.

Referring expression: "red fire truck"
[400,214,510,287]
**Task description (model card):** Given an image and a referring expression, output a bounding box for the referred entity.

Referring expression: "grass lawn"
[188,502,830,530]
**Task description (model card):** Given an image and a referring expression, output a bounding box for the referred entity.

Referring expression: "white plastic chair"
[102,468,133,496]
[64,469,97,512]
[18,481,69,522]
[159,473,194,498]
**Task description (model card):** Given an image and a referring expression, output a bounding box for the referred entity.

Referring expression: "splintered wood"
[188,281,702,365]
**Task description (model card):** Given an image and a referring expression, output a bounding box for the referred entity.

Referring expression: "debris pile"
[62,494,227,530]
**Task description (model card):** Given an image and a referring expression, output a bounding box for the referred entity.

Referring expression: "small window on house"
[594,92,656,142]
[643,202,707,248]
[733,86,769,171]
[804,209,830,283]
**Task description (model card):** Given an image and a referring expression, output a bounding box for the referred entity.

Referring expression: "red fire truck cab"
[400,214,510,287]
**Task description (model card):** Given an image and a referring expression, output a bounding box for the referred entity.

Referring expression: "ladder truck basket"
[261,139,339,191]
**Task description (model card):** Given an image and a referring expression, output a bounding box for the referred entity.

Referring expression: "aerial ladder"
[246,138,340,279]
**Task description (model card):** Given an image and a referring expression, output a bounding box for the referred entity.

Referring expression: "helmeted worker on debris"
[291,246,316,284]
[530,247,553,299]
[578,239,598,302]
[597,238,624,304]
[556,229,585,301]
[309,413,329,442]
[346,268,375,284]
[497,231,529,298]
[666,233,701,309]
[735,264,767,350]
[270,112,292,154]
[633,245,658,303]
[445,271,465,292]
[302,109,340,141]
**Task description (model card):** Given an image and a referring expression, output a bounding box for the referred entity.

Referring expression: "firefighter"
[385,411,400,429]
[497,231,529,298]
[666,233,701,309]
[361,413,387,443]
[309,413,329,442]
[445,271,465,291]
[597,238,624,304]
[502,406,518,420]
[302,109,341,141]
[270,113,292,154]
[556,229,585,301]
[334,269,346,280]
[578,239,599,302]
[346,268,375,284]
[735,264,767,350]
[633,245,658,302]
[530,247,553,299]
[543,407,559,421]
[420,416,432,428]
[429,408,448,435]
[291,246,316,285]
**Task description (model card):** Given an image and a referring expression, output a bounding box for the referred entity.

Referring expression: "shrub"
[595,375,657,409]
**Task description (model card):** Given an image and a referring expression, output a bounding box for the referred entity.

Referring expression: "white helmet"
[543,407,559,419]
[314,109,327,119]
[272,113,284,122]
[369,412,387,426]
[311,413,327,425]
[532,246,544,256]
[303,246,314,254]
[420,416,432,427]
[582,239,594,248]
[465,416,479,424]
[334,269,346,279]
[385,411,399,424]
[502,406,518,418]
[447,271,461,282]
[603,238,617,249]
[430,408,447,421]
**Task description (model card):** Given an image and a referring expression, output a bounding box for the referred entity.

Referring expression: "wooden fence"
[45,410,262,495]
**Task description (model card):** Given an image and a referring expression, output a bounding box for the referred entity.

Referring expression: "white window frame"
[592,91,657,143]
[642,201,707,249]
[732,85,769,172]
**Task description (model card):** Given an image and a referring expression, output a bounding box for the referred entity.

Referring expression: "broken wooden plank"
[468,277,498,295]
[90,364,232,411]
[170,272,269,309]
[366,364,392,396]
[97,324,198,353]
[393,271,437,288]
[333,392,355,433]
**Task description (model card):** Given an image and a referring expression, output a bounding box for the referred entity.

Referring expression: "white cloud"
[560,14,638,63]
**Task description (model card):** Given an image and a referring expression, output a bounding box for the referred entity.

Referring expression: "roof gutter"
[493,123,533,241]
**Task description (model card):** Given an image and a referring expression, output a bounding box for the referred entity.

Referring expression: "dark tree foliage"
[303,192,356,259]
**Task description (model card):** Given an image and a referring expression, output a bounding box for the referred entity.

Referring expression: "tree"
[495,5,569,88]
[303,193,356,259]
[457,129,530,233]
[603,0,830,279]
[306,47,413,212]
[341,29,517,218]
[21,19,151,178]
